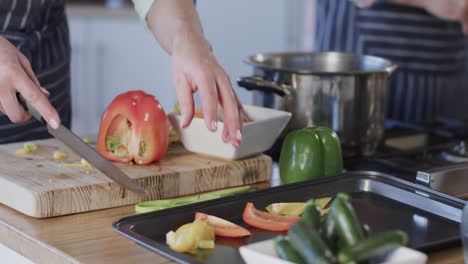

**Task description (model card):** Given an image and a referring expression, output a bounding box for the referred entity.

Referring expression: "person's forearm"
[146,0,209,55]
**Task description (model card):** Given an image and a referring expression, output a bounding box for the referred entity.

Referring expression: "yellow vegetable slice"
[198,240,215,249]
[15,148,31,155]
[80,159,92,168]
[265,198,333,217]
[315,197,333,210]
[61,159,93,168]
[321,207,330,216]
[166,220,215,253]
[14,142,38,155]
[53,151,68,161]
[266,202,306,216]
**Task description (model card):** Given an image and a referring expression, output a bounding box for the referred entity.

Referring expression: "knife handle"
[16,93,45,124]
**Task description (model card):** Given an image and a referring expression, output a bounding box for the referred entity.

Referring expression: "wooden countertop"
[0,168,464,264]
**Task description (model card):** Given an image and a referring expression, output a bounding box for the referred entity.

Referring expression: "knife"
[17,94,148,195]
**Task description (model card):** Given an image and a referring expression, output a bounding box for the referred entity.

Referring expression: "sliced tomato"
[242,202,301,232]
[195,212,251,237]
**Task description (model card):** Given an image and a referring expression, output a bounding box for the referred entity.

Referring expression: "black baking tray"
[113,171,465,264]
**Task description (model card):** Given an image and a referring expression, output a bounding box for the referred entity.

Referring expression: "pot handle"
[237,76,291,96]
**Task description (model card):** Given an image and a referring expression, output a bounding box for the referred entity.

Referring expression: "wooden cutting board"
[0,138,272,218]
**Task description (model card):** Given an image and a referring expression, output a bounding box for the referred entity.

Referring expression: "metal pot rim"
[243,51,397,75]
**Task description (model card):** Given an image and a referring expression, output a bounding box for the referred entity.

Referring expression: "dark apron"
[0,0,71,144]
[314,0,467,122]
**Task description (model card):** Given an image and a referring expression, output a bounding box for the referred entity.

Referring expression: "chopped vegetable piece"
[53,151,68,161]
[82,137,93,144]
[330,193,365,249]
[168,125,180,145]
[14,142,38,155]
[288,220,336,264]
[97,91,169,165]
[274,236,306,264]
[195,212,251,237]
[242,202,300,231]
[135,186,253,214]
[24,143,37,152]
[315,197,333,211]
[166,220,215,253]
[80,159,92,168]
[15,148,30,155]
[60,159,93,168]
[198,240,215,249]
[266,203,306,216]
[338,230,408,264]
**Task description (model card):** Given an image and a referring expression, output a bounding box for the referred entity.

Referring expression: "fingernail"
[236,129,242,141]
[49,118,59,129]
[231,138,240,148]
[211,120,218,131]
[40,87,50,96]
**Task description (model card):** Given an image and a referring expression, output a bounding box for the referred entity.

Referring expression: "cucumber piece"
[288,220,336,264]
[198,186,253,200]
[338,230,409,264]
[301,199,321,229]
[273,236,306,264]
[330,193,364,249]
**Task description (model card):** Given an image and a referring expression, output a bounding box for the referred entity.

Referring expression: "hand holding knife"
[16,93,148,195]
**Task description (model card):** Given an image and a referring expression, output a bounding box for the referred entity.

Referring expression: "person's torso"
[315,0,466,74]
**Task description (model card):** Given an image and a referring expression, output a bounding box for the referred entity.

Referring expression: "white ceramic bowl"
[168,105,291,160]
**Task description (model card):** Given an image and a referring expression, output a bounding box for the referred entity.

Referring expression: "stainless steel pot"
[237,52,397,157]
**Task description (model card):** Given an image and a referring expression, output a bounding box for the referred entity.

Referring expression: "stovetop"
[345,118,468,184]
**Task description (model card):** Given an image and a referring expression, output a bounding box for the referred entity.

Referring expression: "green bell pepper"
[279,126,343,184]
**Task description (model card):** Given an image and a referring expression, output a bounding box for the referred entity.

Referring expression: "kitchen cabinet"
[67,0,308,136]
[68,7,173,136]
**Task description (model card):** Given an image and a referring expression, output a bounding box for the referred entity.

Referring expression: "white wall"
[195,0,290,106]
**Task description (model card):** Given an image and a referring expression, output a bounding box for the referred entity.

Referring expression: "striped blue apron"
[315,0,467,122]
[0,0,71,144]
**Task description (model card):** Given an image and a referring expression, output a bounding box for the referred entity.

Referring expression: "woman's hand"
[171,27,242,147]
[146,0,243,148]
[0,36,60,128]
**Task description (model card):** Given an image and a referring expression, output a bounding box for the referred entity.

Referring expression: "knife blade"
[17,94,148,195]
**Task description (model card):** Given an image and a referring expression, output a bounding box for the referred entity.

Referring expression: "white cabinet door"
[86,17,175,134]
[69,17,96,136]
[69,15,175,136]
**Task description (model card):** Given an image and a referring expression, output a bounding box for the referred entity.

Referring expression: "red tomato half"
[97,91,168,165]
[242,202,301,232]
[195,212,251,237]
